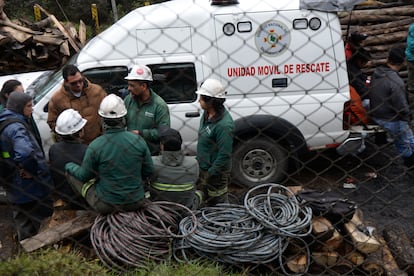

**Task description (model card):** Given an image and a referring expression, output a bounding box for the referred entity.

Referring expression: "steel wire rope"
[244,183,313,275]
[174,203,286,264]
[244,183,313,237]
[90,201,197,271]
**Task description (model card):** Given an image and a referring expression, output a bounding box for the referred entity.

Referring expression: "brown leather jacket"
[47,79,107,144]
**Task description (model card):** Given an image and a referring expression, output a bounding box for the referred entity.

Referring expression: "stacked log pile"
[0,1,84,74]
[339,2,414,79]
[285,187,412,275]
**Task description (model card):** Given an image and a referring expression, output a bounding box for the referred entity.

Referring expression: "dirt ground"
[1,136,413,264]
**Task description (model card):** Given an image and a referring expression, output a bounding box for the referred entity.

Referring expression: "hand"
[131,130,140,135]
[19,169,33,179]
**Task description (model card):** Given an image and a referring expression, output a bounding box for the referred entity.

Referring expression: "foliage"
[0,248,109,275]
[0,248,243,276]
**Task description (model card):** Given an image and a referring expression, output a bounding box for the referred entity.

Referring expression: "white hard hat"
[195,78,226,99]
[125,64,153,81]
[55,109,87,135]
[98,94,127,119]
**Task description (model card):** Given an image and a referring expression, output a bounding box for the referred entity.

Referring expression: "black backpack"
[0,119,29,187]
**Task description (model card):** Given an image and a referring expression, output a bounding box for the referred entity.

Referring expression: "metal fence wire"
[1,0,414,275]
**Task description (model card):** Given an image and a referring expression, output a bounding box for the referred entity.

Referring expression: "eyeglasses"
[68,78,84,87]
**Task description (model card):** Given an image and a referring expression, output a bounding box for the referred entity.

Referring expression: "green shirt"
[124,89,170,153]
[65,128,153,205]
[197,109,234,175]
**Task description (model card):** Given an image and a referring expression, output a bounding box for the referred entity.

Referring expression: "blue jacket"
[0,109,52,204]
[406,23,414,62]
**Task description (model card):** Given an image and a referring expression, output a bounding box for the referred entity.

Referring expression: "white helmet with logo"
[195,78,227,99]
[98,94,127,119]
[55,108,87,135]
[125,64,153,81]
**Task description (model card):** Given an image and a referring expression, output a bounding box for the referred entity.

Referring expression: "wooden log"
[31,17,53,31]
[1,26,32,44]
[287,254,308,274]
[383,227,414,275]
[331,258,355,274]
[362,249,385,275]
[341,14,410,25]
[33,34,66,45]
[0,19,43,35]
[60,40,70,56]
[0,32,11,45]
[312,217,334,242]
[363,31,408,46]
[379,236,408,276]
[341,5,414,17]
[79,20,86,46]
[347,251,365,266]
[343,18,414,33]
[34,5,80,52]
[312,251,339,267]
[20,211,96,252]
[344,210,381,254]
[322,229,343,252]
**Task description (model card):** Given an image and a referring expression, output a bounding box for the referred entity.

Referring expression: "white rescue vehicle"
[31,0,373,187]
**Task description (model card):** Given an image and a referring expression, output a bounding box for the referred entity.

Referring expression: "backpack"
[0,119,29,187]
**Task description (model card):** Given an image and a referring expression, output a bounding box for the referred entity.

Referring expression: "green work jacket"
[124,90,170,153]
[65,128,153,205]
[197,109,234,176]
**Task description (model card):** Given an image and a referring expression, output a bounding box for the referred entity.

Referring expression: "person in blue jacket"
[406,22,414,94]
[0,92,53,241]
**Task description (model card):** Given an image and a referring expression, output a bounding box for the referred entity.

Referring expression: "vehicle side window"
[148,63,197,104]
[83,67,129,98]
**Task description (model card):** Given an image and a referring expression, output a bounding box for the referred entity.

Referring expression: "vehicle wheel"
[232,138,289,188]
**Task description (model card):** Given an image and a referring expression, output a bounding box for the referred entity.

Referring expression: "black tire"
[232,138,289,188]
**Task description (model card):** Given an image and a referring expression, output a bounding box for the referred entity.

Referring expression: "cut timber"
[323,229,343,252]
[34,5,80,52]
[312,217,334,242]
[287,185,303,195]
[287,254,308,274]
[379,236,408,276]
[344,210,380,254]
[0,19,43,35]
[79,20,86,46]
[362,249,385,275]
[346,250,365,266]
[312,251,339,267]
[20,211,96,252]
[1,26,32,44]
[383,227,414,275]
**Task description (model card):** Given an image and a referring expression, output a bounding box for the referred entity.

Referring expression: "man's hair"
[388,46,406,65]
[62,65,81,80]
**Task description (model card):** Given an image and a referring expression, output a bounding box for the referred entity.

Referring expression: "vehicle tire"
[232,138,289,188]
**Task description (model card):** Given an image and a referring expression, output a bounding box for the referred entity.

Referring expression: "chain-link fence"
[1,0,414,274]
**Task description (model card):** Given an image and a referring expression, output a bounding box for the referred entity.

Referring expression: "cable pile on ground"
[175,183,313,274]
[244,183,313,237]
[90,201,196,271]
[175,204,287,264]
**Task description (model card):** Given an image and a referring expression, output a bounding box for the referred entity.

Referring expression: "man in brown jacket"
[47,65,107,144]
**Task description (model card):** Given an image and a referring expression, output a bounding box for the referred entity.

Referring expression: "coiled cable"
[90,201,197,271]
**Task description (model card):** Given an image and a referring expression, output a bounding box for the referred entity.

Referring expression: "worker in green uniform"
[65,94,153,214]
[124,64,170,155]
[196,78,234,206]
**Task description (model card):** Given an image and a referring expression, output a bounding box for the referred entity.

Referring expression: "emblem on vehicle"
[255,20,290,56]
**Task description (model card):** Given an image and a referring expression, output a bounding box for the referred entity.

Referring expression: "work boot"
[403,154,414,168]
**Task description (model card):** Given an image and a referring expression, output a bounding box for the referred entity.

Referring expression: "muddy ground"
[1,136,413,263]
